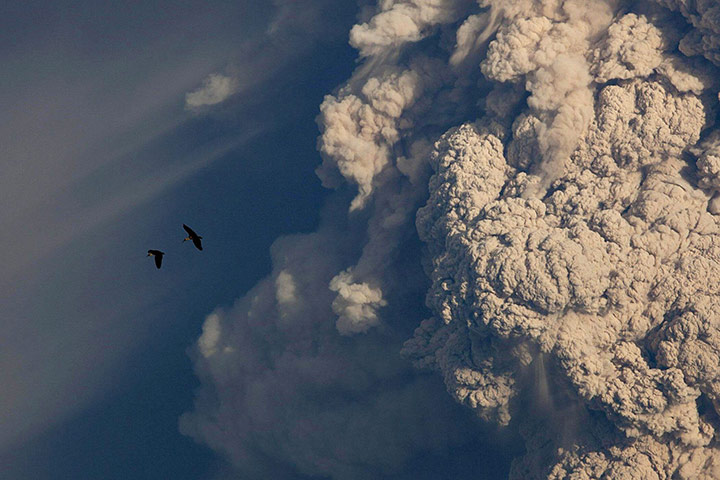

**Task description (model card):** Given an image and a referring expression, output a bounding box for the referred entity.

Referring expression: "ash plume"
[184,0,720,478]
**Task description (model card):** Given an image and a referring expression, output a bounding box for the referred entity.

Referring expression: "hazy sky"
[0,1,361,478]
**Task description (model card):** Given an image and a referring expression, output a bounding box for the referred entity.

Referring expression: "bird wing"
[192,237,203,251]
[183,224,198,237]
[155,254,163,269]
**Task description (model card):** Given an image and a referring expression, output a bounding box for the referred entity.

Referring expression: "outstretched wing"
[183,224,198,237]
[154,253,163,269]
[192,236,203,251]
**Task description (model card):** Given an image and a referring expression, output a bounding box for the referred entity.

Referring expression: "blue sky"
[0,1,361,478]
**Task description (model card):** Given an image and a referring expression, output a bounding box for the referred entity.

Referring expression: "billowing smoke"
[180,226,517,479]
[183,0,720,478]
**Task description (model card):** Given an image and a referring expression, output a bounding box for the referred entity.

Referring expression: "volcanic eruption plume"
[183,0,720,478]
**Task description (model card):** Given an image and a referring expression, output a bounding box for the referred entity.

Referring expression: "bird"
[183,224,203,251]
[147,249,165,269]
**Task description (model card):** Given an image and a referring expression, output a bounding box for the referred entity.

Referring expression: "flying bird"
[183,224,203,251]
[147,249,165,269]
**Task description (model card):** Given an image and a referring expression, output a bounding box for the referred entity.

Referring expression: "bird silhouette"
[147,249,165,269]
[183,224,203,250]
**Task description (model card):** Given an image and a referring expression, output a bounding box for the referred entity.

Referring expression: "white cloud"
[275,270,298,306]
[185,73,239,109]
[329,270,387,335]
[199,313,223,358]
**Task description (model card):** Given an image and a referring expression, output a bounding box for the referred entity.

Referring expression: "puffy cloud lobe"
[651,0,720,66]
[349,0,474,57]
[657,55,719,94]
[330,270,387,335]
[696,135,720,198]
[185,73,238,109]
[275,269,300,320]
[546,435,720,479]
[275,270,297,305]
[584,80,705,170]
[316,68,424,211]
[318,72,420,210]
[591,13,667,82]
[316,56,451,211]
[481,1,615,194]
[408,69,720,475]
[590,11,718,94]
[198,313,224,358]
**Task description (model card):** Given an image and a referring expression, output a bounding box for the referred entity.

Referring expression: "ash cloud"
[185,0,720,478]
[181,226,516,479]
